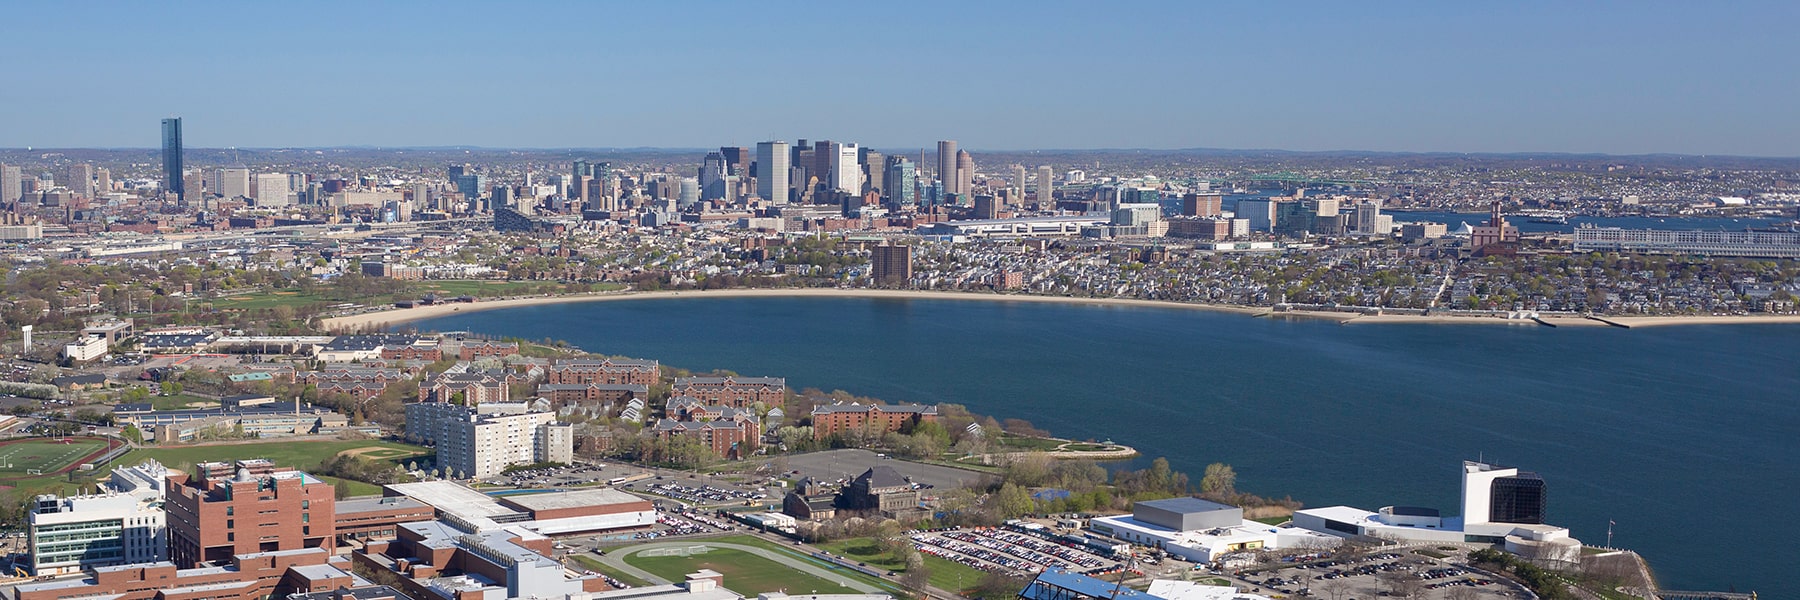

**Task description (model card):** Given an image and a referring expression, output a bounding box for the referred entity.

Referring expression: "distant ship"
[1530,215,1568,225]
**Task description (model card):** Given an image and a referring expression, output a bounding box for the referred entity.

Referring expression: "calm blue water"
[413,297,1800,596]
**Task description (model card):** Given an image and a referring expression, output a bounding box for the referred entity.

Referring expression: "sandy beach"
[317,288,1800,332]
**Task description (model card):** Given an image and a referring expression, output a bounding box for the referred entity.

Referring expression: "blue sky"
[2,1,1796,155]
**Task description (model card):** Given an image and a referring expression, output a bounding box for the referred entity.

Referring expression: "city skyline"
[1,2,1797,156]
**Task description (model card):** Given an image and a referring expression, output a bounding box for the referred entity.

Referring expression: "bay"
[412,296,1799,596]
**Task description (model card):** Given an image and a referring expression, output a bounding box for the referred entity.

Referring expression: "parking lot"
[908,525,1124,579]
[783,449,991,492]
[1234,550,1528,599]
[482,462,644,488]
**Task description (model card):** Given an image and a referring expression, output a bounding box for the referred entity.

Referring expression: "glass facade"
[161,118,182,199]
[32,519,125,571]
[1489,474,1547,524]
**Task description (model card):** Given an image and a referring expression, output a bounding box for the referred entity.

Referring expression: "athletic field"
[0,438,111,476]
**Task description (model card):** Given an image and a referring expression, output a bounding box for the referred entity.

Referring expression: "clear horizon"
[3,1,1797,155]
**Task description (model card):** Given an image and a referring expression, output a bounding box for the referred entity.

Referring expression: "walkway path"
[596,540,886,593]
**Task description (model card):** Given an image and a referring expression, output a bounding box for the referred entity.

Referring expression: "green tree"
[995,482,1035,519]
[1201,462,1238,497]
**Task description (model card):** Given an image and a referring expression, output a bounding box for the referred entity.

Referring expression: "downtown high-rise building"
[95,168,111,195]
[0,164,21,206]
[161,118,183,200]
[719,147,749,176]
[1036,165,1054,204]
[64,164,94,198]
[211,167,251,200]
[936,140,958,194]
[1010,165,1026,202]
[755,141,789,203]
[829,142,861,195]
[859,149,884,195]
[954,150,975,200]
[884,156,917,206]
[254,173,290,206]
[700,151,728,201]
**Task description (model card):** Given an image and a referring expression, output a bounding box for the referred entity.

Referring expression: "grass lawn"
[817,537,987,593]
[995,434,1065,451]
[626,548,864,595]
[417,280,625,298]
[209,290,337,310]
[121,439,429,474]
[0,439,110,476]
[569,555,653,587]
[1250,516,1291,526]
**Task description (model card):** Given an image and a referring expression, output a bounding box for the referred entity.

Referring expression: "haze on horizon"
[3,1,1796,157]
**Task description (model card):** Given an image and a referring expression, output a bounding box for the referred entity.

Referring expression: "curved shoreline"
[316,288,1800,332]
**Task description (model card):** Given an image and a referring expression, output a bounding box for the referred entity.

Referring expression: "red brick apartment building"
[457,340,519,361]
[811,402,939,440]
[546,358,661,385]
[672,375,786,408]
[538,383,647,407]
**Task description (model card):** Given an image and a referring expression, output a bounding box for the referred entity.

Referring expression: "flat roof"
[499,488,645,512]
[336,495,430,515]
[385,481,519,518]
[1137,497,1239,515]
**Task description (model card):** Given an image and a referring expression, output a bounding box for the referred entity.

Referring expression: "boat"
[1529,215,1568,225]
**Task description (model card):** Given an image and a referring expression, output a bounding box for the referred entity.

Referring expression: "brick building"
[671,376,786,409]
[457,340,520,361]
[650,418,759,459]
[12,548,355,600]
[810,401,939,440]
[164,460,336,567]
[539,383,647,408]
[422,371,509,405]
[546,357,660,385]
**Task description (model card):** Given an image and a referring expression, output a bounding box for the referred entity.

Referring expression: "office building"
[1181,192,1222,217]
[95,167,112,194]
[973,195,1000,219]
[719,146,749,175]
[858,148,884,195]
[1036,165,1054,204]
[1090,497,1339,564]
[884,156,916,206]
[871,243,912,285]
[165,459,336,567]
[28,461,172,575]
[161,118,183,200]
[253,173,289,206]
[210,167,250,200]
[450,164,485,203]
[572,159,594,178]
[936,140,958,194]
[955,150,975,197]
[700,151,728,200]
[830,142,861,194]
[755,141,790,203]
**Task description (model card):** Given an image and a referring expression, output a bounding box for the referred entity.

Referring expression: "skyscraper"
[64,164,94,198]
[1036,165,1054,204]
[0,164,20,207]
[1010,165,1026,205]
[954,150,975,201]
[860,149,884,195]
[254,173,290,206]
[700,151,728,200]
[755,141,789,203]
[830,142,861,195]
[719,147,749,176]
[161,118,183,200]
[936,140,958,195]
[572,160,593,178]
[211,167,250,200]
[95,168,111,195]
[884,156,916,206]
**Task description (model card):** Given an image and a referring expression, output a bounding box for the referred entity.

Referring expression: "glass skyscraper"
[160,118,183,200]
[884,156,917,206]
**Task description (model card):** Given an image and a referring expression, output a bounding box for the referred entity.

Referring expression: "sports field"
[0,438,112,476]
[625,547,864,595]
[119,439,430,474]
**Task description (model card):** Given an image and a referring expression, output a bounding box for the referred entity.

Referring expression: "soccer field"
[0,439,110,476]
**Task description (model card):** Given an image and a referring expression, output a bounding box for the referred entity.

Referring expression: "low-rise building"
[28,460,171,575]
[672,375,786,409]
[810,402,938,440]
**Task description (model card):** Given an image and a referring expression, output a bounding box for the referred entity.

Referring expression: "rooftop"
[498,488,645,512]
[1138,497,1239,516]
